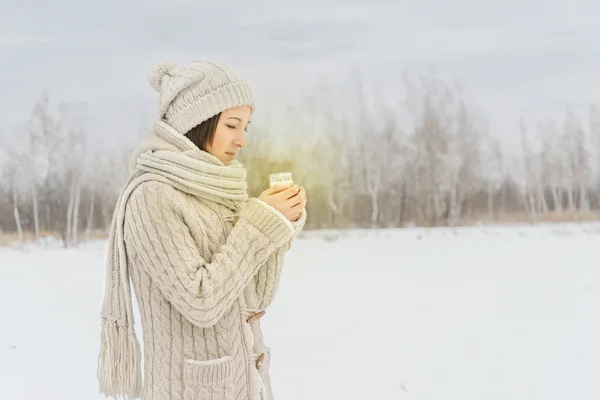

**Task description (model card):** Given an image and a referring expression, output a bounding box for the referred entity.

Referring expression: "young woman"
[97,60,307,400]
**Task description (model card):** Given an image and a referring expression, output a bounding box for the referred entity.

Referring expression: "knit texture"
[148,60,254,135]
[98,119,306,400]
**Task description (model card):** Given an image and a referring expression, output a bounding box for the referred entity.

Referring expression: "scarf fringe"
[98,319,142,399]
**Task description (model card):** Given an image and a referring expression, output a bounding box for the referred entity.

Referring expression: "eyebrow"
[226,117,251,123]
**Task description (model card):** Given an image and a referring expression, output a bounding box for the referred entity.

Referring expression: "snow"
[1,223,599,400]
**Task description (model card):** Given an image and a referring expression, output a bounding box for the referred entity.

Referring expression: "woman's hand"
[289,186,306,222]
[258,184,307,222]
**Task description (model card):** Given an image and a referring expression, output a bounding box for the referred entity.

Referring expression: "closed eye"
[226,123,248,133]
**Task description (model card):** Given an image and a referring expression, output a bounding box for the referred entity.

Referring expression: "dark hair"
[184,112,221,150]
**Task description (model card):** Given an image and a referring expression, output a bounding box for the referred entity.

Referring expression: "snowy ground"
[1,223,599,400]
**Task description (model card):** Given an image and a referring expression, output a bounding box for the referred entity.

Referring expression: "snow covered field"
[1,223,599,400]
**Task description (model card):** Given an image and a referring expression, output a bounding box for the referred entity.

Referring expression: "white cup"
[269,172,294,188]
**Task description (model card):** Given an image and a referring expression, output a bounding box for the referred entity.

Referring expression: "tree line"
[1,71,599,246]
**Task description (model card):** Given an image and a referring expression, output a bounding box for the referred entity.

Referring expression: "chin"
[221,152,236,166]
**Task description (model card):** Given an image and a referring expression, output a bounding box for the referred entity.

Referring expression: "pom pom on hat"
[147,61,178,92]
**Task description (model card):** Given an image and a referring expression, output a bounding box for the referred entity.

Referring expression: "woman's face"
[206,106,252,165]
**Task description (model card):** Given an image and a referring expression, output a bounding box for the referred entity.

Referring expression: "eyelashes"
[226,124,249,133]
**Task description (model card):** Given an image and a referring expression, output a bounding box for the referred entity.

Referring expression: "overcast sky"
[1,0,598,147]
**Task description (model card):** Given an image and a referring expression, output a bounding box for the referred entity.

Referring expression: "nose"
[234,131,247,148]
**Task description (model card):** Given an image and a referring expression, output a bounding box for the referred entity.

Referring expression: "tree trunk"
[368,188,379,228]
[487,182,494,220]
[84,192,95,240]
[101,199,111,232]
[31,184,40,240]
[12,181,24,244]
[500,183,507,217]
[426,192,433,226]
[433,191,444,226]
[529,191,536,222]
[537,187,548,214]
[399,179,408,227]
[66,178,76,246]
[448,185,458,226]
[578,183,589,212]
[567,186,575,212]
[465,196,471,221]
[551,187,561,212]
[524,190,536,223]
[416,199,425,226]
[45,204,51,234]
[453,193,466,226]
[72,179,82,244]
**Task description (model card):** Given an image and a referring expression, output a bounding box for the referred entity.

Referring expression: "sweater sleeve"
[254,208,307,310]
[124,182,295,328]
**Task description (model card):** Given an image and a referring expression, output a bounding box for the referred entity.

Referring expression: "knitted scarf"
[97,119,248,399]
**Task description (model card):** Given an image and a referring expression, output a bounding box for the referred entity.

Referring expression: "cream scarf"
[97,119,248,399]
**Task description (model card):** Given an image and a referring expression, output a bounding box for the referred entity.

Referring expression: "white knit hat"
[148,60,255,134]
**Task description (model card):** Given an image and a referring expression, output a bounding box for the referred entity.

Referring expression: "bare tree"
[60,104,88,246]
[26,93,56,239]
[538,119,564,212]
[519,119,546,222]
[483,138,505,220]
[563,107,591,216]
[589,105,600,208]
[83,156,103,240]
[2,148,28,244]
[446,99,485,225]
[352,67,384,228]
[411,74,456,225]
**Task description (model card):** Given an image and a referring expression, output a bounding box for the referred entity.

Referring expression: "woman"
[97,60,307,400]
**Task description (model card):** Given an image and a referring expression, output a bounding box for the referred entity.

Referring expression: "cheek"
[212,129,230,151]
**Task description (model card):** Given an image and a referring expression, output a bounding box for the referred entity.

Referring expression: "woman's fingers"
[276,185,301,200]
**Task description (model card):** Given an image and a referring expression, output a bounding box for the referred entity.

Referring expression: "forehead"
[222,106,252,121]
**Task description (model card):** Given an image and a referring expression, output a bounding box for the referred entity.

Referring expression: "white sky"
[1,0,598,148]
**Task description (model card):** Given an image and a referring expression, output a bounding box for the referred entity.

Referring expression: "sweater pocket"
[183,356,235,400]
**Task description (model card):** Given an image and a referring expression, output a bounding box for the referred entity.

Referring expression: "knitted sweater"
[121,178,305,400]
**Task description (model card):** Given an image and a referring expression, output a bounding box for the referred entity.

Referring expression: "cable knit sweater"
[122,180,305,400]
[96,119,306,400]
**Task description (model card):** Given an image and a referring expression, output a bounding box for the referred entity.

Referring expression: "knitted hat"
[147,60,255,134]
